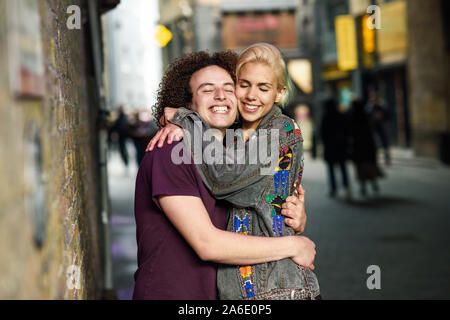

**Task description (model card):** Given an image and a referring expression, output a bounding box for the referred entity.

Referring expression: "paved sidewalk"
[108,146,139,300]
[302,150,450,299]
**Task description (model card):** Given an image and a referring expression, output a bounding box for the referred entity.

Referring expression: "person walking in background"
[349,99,383,198]
[365,91,391,165]
[108,105,131,170]
[320,98,351,200]
[129,110,158,166]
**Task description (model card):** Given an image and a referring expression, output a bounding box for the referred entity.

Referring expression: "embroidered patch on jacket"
[239,266,252,278]
[233,211,255,298]
[265,195,285,215]
[271,215,285,236]
[273,146,292,196]
[234,213,249,234]
[298,156,304,185]
[294,122,302,136]
[244,280,255,298]
[283,121,294,137]
[265,195,287,236]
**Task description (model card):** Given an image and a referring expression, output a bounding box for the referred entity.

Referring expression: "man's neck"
[213,128,226,141]
[241,120,262,142]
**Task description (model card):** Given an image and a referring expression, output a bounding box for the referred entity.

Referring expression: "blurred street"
[108,147,450,300]
[303,150,450,299]
[107,143,139,300]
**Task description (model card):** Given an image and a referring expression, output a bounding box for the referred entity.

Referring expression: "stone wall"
[0,0,103,299]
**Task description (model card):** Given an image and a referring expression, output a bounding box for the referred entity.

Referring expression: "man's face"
[189,65,237,130]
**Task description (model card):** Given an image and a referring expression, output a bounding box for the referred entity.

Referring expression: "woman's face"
[235,62,284,129]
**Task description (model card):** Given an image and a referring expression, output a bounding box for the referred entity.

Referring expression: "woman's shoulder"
[270,112,293,127]
[270,114,303,143]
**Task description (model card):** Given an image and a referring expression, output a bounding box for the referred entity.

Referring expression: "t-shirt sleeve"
[137,142,201,210]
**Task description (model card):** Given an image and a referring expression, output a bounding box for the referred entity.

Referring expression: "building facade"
[312,0,449,160]
[103,0,162,110]
[406,0,450,159]
[157,0,450,161]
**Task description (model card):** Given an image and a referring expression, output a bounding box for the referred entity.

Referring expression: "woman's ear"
[275,86,287,104]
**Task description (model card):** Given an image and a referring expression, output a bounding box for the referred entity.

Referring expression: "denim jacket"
[170,106,320,300]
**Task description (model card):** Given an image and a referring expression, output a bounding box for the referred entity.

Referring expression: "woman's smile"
[241,102,262,113]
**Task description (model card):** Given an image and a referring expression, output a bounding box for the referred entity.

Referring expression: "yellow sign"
[335,15,358,71]
[361,14,375,68]
[155,24,173,48]
[362,14,375,53]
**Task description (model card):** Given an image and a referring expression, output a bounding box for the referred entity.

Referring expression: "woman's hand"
[159,107,178,127]
[146,123,184,152]
[281,185,307,234]
[290,235,316,270]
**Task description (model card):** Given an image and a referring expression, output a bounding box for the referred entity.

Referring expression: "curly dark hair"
[152,50,238,127]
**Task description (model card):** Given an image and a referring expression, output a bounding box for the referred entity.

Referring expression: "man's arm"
[158,195,316,269]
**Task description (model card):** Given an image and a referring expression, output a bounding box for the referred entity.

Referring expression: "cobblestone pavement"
[108,146,450,300]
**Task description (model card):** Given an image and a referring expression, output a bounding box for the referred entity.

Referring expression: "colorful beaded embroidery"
[233,211,255,298]
[273,147,292,196]
[265,195,287,236]
[283,121,294,137]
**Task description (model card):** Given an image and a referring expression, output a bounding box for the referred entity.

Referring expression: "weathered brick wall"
[0,0,103,299]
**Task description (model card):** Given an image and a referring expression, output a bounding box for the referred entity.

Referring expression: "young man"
[133,51,316,300]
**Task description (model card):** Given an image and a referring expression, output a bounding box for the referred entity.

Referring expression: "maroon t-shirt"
[132,142,228,300]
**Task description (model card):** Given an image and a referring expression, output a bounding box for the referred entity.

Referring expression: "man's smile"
[209,105,231,114]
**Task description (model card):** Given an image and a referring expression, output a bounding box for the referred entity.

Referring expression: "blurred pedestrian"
[349,99,384,197]
[365,91,391,165]
[320,98,351,199]
[109,105,130,169]
[129,110,158,166]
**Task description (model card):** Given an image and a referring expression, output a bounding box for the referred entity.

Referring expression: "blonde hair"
[236,43,294,107]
